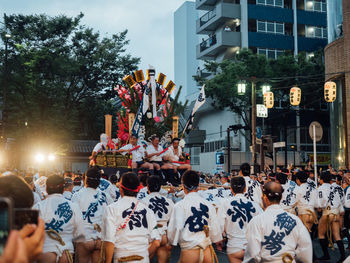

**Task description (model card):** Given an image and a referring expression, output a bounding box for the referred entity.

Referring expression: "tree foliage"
[194,49,325,132]
[0,13,140,150]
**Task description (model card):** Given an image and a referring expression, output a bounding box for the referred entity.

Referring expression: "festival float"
[92,66,189,175]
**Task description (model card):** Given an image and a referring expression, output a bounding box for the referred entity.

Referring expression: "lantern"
[324,81,336,102]
[262,84,271,95]
[134,70,145,82]
[264,91,274,109]
[290,87,301,106]
[156,73,166,86]
[237,82,246,95]
[123,75,136,88]
[164,80,175,94]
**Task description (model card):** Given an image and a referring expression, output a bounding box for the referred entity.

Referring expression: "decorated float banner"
[306,153,331,165]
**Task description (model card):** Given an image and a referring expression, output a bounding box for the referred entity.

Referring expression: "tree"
[0,13,139,152]
[194,49,325,142]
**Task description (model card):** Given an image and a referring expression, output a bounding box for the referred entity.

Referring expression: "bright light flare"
[48,154,55,161]
[35,153,45,163]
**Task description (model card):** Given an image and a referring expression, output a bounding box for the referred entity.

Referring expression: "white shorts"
[227,246,244,254]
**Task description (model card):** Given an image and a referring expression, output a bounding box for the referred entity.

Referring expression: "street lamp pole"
[2,34,9,145]
[251,78,257,166]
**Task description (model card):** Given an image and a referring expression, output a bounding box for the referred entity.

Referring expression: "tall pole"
[2,32,8,150]
[251,79,257,167]
[313,125,317,185]
[227,128,231,173]
[260,136,265,172]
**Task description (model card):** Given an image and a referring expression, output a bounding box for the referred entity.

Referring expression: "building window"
[305,25,327,39]
[257,20,284,34]
[305,0,326,13]
[190,147,201,165]
[258,48,284,59]
[256,0,284,8]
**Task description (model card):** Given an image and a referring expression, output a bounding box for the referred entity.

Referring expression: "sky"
[0,0,188,81]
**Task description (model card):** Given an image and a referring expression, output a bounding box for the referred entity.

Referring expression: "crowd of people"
[0,161,349,263]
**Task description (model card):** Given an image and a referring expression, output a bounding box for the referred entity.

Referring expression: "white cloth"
[165,145,182,162]
[295,183,317,213]
[345,187,350,209]
[34,176,48,199]
[33,192,41,206]
[63,191,72,201]
[167,192,222,250]
[71,187,113,241]
[317,183,342,210]
[199,189,224,208]
[120,144,145,163]
[33,194,85,257]
[145,144,163,162]
[332,182,345,205]
[243,204,312,263]
[98,178,115,201]
[243,177,263,208]
[109,184,121,202]
[72,185,82,195]
[103,196,160,261]
[280,183,297,213]
[218,194,263,252]
[93,142,105,153]
[137,187,149,200]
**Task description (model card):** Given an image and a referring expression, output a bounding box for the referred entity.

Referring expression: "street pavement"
[151,239,350,262]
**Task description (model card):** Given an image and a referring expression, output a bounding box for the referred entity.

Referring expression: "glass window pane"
[322,3,327,12]
[277,50,284,57]
[257,21,266,32]
[315,28,322,38]
[257,0,265,4]
[276,23,284,34]
[258,48,266,55]
[268,50,275,59]
[322,28,327,38]
[266,0,274,5]
[267,22,274,33]
[314,2,321,11]
[275,0,283,7]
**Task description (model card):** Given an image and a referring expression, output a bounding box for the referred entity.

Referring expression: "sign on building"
[257,104,268,118]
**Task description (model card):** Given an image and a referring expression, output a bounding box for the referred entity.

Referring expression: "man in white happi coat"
[163,138,191,172]
[243,181,312,263]
[33,174,85,263]
[239,163,263,208]
[89,133,114,165]
[118,134,154,172]
[145,135,174,172]
[71,167,113,263]
[218,176,263,263]
[276,173,297,214]
[167,170,222,263]
[34,170,48,200]
[141,175,174,263]
[317,171,346,262]
[103,172,161,263]
[63,177,73,201]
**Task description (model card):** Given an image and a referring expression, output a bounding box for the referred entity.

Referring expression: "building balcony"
[196,0,217,11]
[197,3,241,35]
[248,32,294,50]
[197,30,241,60]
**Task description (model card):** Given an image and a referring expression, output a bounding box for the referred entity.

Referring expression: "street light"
[262,84,271,95]
[237,82,246,95]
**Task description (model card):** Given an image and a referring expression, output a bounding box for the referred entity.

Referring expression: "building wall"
[174,1,201,103]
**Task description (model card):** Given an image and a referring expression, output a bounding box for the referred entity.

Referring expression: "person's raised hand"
[0,230,28,263]
[19,217,45,262]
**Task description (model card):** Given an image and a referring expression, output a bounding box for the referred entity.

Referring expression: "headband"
[120,182,143,193]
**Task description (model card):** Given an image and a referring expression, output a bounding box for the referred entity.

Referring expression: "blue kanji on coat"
[55,202,73,223]
[245,186,254,201]
[261,230,286,255]
[227,199,256,229]
[185,203,209,233]
[99,179,110,191]
[149,196,169,218]
[83,202,98,224]
[122,202,148,230]
[206,193,214,202]
[274,212,296,235]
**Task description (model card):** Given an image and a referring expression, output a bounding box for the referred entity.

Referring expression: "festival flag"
[148,65,157,117]
[182,85,206,136]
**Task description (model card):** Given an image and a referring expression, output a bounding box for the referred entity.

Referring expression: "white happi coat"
[71,187,113,241]
[199,189,224,208]
[317,183,342,214]
[72,185,83,195]
[145,144,163,162]
[280,183,297,213]
[33,191,41,206]
[98,178,115,200]
[244,204,312,263]
[34,176,48,200]
[167,191,222,250]
[103,196,160,262]
[295,182,317,215]
[166,145,182,162]
[137,187,149,200]
[345,187,350,209]
[109,184,121,202]
[219,193,263,253]
[33,194,85,257]
[120,144,145,163]
[243,177,263,208]
[63,191,72,201]
[332,182,345,205]
[141,192,174,235]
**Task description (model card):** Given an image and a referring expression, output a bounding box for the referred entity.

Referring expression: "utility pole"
[2,14,10,155]
[227,128,231,173]
[251,78,257,166]
[260,136,265,172]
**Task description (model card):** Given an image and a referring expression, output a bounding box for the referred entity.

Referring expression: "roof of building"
[68,140,99,153]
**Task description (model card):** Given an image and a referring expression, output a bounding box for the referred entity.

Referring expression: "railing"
[199,9,217,27]
[199,34,217,52]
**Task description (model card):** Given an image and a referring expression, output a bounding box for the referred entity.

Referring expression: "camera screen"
[0,203,10,255]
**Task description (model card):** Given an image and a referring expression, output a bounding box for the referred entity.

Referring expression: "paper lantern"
[263,91,274,109]
[290,87,301,106]
[157,73,166,86]
[324,81,336,102]
[134,70,144,82]
[123,75,136,88]
[164,80,175,94]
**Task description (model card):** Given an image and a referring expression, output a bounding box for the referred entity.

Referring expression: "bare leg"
[228,250,245,263]
[318,216,327,239]
[157,235,172,263]
[38,252,57,263]
[58,252,71,263]
[179,247,213,263]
